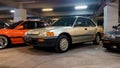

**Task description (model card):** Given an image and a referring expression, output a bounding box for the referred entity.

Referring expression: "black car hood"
[109,30,120,35]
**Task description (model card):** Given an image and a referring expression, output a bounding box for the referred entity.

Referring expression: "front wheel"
[55,35,70,53]
[93,34,101,45]
[0,36,10,49]
[103,43,113,51]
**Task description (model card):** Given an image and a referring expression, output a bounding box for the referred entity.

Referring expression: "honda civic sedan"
[24,17,103,53]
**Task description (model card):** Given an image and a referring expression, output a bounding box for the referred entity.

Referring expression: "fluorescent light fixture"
[75,5,88,10]
[10,10,15,13]
[42,8,53,12]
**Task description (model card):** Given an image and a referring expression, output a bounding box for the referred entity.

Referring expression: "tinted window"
[75,17,96,27]
[21,21,45,29]
[36,22,45,28]
[75,17,87,27]
[52,17,76,26]
[22,21,35,29]
[86,19,96,27]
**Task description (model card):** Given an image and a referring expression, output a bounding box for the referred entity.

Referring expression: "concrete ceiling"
[0,0,105,18]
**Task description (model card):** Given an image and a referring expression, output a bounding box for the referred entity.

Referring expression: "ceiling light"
[75,5,88,10]
[42,8,53,12]
[10,10,15,13]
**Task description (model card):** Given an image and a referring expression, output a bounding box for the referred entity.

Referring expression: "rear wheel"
[55,35,70,53]
[106,47,112,51]
[0,36,10,49]
[33,46,39,49]
[93,34,101,45]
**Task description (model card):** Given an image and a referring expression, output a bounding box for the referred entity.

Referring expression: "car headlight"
[38,33,45,36]
[25,31,30,35]
[46,32,54,36]
[104,33,116,38]
[38,32,54,37]
[110,34,116,38]
[25,30,32,35]
[25,32,28,35]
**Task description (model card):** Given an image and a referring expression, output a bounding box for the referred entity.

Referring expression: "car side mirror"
[17,25,23,29]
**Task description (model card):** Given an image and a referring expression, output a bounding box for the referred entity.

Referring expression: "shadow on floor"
[8,44,29,48]
[26,42,99,54]
[104,49,120,54]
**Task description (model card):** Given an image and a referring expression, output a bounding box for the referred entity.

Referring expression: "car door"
[85,19,97,40]
[72,17,97,43]
[12,21,36,44]
[72,17,90,43]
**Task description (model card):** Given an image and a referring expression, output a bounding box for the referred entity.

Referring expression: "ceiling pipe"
[91,0,107,18]
[108,0,117,2]
[19,2,23,9]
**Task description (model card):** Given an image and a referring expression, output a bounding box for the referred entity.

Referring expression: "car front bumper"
[24,36,58,47]
[102,38,120,50]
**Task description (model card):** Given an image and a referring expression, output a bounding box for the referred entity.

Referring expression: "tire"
[0,36,10,49]
[103,43,113,51]
[106,47,112,51]
[93,34,101,45]
[55,35,70,53]
[33,46,39,49]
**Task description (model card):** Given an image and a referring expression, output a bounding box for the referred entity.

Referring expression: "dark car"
[102,24,120,50]
[0,22,10,29]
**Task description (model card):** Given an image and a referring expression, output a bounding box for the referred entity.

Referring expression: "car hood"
[109,30,120,34]
[107,30,120,37]
[27,26,72,34]
[0,28,12,34]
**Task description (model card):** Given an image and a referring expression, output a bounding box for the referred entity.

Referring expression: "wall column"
[104,0,119,33]
[14,9,27,22]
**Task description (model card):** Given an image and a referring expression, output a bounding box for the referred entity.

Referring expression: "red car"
[0,20,45,49]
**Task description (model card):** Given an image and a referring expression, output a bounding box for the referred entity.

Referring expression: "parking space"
[0,43,119,68]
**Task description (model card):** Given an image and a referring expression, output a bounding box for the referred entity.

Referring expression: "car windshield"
[6,21,23,29]
[52,17,76,26]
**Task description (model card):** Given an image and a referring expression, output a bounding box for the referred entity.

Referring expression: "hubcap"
[96,35,100,44]
[60,38,69,51]
[0,36,8,48]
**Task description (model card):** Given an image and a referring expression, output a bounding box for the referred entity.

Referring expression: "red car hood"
[0,28,12,35]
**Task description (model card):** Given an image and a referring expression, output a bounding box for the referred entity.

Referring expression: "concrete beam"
[23,0,99,8]
[0,0,40,16]
[0,0,18,8]
[0,7,14,10]
[104,0,119,33]
[39,10,93,16]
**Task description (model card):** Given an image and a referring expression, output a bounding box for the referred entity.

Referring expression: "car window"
[75,18,96,27]
[21,21,45,29]
[52,17,76,26]
[86,19,96,27]
[36,22,45,28]
[22,21,35,29]
[75,17,87,27]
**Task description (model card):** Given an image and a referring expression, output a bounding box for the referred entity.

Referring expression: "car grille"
[25,36,38,42]
[116,37,120,39]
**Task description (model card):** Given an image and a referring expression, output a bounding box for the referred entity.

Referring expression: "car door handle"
[85,28,87,30]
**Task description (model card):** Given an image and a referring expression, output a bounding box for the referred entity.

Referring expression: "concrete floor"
[0,42,120,68]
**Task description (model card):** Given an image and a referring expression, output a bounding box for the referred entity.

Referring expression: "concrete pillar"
[104,0,119,33]
[14,9,27,22]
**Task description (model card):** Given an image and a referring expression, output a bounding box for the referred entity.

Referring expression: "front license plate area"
[112,46,117,49]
